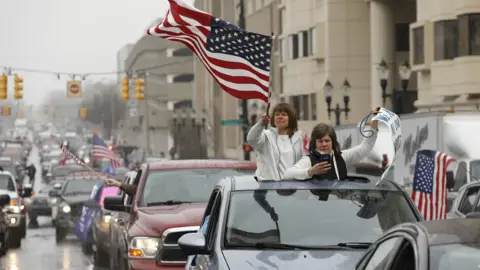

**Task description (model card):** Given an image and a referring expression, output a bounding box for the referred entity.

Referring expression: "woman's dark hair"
[270,103,298,137]
[309,123,341,153]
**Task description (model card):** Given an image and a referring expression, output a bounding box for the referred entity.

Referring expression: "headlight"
[84,157,90,163]
[7,206,20,214]
[62,204,71,213]
[102,215,112,224]
[50,198,57,204]
[129,237,160,258]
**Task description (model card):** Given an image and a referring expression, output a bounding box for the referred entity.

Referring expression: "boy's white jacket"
[283,128,378,180]
[247,122,308,181]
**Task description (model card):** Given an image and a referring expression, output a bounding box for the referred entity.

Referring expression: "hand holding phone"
[308,161,331,177]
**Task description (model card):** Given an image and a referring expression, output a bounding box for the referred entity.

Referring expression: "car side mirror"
[53,183,62,189]
[0,194,10,206]
[104,196,131,212]
[49,190,60,197]
[446,171,455,190]
[466,212,480,219]
[176,233,208,257]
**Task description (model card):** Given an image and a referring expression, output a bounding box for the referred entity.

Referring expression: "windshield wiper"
[248,242,355,250]
[147,200,192,206]
[336,242,372,249]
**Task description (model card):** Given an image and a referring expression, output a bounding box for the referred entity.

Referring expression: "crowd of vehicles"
[0,115,479,269]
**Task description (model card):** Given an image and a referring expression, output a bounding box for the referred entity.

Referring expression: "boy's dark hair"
[309,123,341,153]
[270,103,298,137]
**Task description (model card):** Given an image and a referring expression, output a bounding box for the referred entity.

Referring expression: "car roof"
[225,174,400,191]
[413,218,480,246]
[148,159,257,170]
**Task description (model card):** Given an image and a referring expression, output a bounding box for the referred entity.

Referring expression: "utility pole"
[144,73,151,154]
[238,0,250,161]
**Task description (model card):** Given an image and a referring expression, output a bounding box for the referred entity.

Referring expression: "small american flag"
[92,135,122,168]
[60,143,85,166]
[147,0,272,102]
[411,149,455,220]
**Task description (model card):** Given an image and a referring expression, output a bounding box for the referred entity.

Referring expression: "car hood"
[135,202,207,236]
[62,194,91,204]
[222,250,365,270]
[0,190,18,200]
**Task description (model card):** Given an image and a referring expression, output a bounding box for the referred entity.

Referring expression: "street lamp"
[398,60,412,91]
[377,59,390,106]
[323,79,351,126]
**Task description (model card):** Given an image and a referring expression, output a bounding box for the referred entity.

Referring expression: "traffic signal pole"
[238,0,250,161]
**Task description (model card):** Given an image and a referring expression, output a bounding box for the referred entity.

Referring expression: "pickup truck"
[104,159,256,270]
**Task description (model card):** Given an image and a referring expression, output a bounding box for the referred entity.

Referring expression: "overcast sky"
[0,0,194,106]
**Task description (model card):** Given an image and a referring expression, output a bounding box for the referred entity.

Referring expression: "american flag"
[411,149,455,220]
[92,135,122,168]
[60,143,85,166]
[147,0,272,102]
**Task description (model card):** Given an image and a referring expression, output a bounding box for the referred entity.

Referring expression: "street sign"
[220,119,243,126]
[67,80,82,98]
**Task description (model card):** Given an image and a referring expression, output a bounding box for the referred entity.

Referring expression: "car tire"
[8,229,21,249]
[94,247,109,267]
[55,228,65,243]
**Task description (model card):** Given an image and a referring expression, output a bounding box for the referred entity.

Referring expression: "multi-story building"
[411,0,480,111]
[120,18,194,155]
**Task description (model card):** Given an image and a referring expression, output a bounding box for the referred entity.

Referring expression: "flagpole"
[238,0,250,161]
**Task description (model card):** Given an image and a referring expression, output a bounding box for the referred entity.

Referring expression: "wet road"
[0,146,106,270]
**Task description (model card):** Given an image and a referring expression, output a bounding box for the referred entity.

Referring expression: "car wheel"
[55,228,65,243]
[94,247,109,267]
[8,229,21,249]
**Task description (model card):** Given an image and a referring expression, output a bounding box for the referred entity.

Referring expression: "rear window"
[0,174,15,192]
[139,168,255,206]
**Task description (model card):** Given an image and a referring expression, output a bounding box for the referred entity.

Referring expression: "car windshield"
[62,179,101,196]
[139,168,255,206]
[53,166,86,177]
[224,189,418,248]
[0,159,12,167]
[0,174,16,192]
[431,243,480,270]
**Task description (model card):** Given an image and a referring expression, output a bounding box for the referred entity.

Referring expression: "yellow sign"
[67,80,82,98]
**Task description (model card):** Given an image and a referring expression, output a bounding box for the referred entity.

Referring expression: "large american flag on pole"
[147,0,272,102]
[411,149,455,220]
[92,135,122,168]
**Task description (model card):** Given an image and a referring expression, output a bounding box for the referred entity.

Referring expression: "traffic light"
[13,74,23,100]
[0,74,7,100]
[134,76,145,100]
[80,107,87,119]
[122,76,129,101]
[1,106,10,117]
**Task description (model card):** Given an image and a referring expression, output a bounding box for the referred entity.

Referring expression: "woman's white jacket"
[247,122,307,181]
[283,129,378,180]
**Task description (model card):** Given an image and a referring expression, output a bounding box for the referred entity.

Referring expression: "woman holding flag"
[283,106,380,180]
[247,103,308,180]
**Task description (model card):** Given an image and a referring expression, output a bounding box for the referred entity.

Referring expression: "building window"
[288,34,299,59]
[290,96,300,117]
[434,20,459,60]
[469,14,480,55]
[396,23,410,51]
[279,9,285,35]
[309,27,316,55]
[310,93,317,120]
[413,26,425,65]
[301,95,309,120]
[301,31,309,57]
[246,0,253,15]
[280,38,287,62]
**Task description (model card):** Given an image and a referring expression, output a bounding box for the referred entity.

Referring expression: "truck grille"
[155,226,199,264]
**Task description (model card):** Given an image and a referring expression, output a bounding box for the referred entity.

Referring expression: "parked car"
[0,194,11,256]
[179,175,423,270]
[104,159,256,270]
[354,218,480,269]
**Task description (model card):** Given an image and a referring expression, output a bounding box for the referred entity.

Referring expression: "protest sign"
[359,107,402,180]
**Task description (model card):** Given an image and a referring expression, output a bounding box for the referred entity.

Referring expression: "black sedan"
[354,218,480,270]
